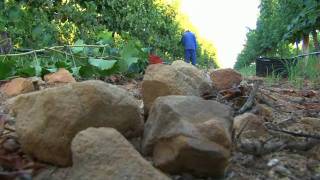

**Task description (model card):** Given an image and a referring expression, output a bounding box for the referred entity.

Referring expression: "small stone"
[210,68,242,90]
[2,138,20,152]
[274,165,291,177]
[233,113,268,138]
[255,104,273,120]
[312,174,320,180]
[0,78,35,97]
[267,159,280,167]
[309,144,320,160]
[44,68,76,84]
[180,173,194,180]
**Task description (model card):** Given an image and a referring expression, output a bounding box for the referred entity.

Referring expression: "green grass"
[238,57,319,89]
[238,63,283,86]
[265,70,282,86]
[286,56,320,88]
[238,64,256,77]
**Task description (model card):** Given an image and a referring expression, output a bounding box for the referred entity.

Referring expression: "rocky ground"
[0,61,319,180]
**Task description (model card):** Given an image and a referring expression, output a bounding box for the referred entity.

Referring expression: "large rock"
[35,128,170,180]
[142,60,212,113]
[0,78,35,97]
[210,68,242,90]
[70,128,169,180]
[10,80,143,166]
[153,135,230,177]
[44,68,76,84]
[142,95,233,177]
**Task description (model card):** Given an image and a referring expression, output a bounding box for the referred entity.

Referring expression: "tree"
[0,0,219,68]
[284,0,320,53]
[235,0,312,69]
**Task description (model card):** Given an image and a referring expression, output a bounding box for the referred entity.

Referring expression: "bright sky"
[180,0,260,68]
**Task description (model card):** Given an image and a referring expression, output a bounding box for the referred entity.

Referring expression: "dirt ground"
[0,76,319,180]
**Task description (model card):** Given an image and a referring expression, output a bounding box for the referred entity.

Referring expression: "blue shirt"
[181,31,197,50]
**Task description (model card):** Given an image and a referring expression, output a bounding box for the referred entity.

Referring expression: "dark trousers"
[185,49,196,65]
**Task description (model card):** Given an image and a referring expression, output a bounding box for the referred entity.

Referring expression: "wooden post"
[302,33,310,71]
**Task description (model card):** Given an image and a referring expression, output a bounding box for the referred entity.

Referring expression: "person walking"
[181,30,197,65]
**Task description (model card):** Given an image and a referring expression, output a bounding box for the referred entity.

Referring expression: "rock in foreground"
[35,128,170,180]
[69,128,170,180]
[210,68,242,90]
[142,95,233,177]
[142,60,212,113]
[10,80,143,166]
[44,68,76,84]
[0,78,35,97]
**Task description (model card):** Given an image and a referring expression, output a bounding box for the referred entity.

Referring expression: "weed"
[238,64,256,77]
[286,56,320,88]
[265,70,282,86]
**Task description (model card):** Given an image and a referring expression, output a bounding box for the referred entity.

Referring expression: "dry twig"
[238,81,261,114]
[264,122,320,140]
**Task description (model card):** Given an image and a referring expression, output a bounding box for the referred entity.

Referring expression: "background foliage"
[0,0,219,79]
[0,30,150,79]
[235,0,320,69]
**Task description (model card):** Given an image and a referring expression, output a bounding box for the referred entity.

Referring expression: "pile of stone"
[2,61,248,179]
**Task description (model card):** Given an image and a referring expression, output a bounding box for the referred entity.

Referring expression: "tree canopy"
[0,0,219,68]
[235,0,320,69]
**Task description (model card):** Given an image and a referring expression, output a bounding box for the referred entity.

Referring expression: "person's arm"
[181,35,185,46]
[193,34,197,49]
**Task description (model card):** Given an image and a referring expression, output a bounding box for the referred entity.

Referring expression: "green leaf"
[71,66,81,77]
[32,59,42,77]
[121,42,139,59]
[97,30,113,45]
[88,58,117,70]
[34,65,42,77]
[8,7,22,22]
[55,61,71,69]
[118,57,139,72]
[0,60,14,80]
[79,65,96,78]
[84,47,100,56]
[32,26,43,38]
[17,66,36,77]
[119,41,140,72]
[72,40,85,54]
[47,68,58,73]
[141,47,151,53]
